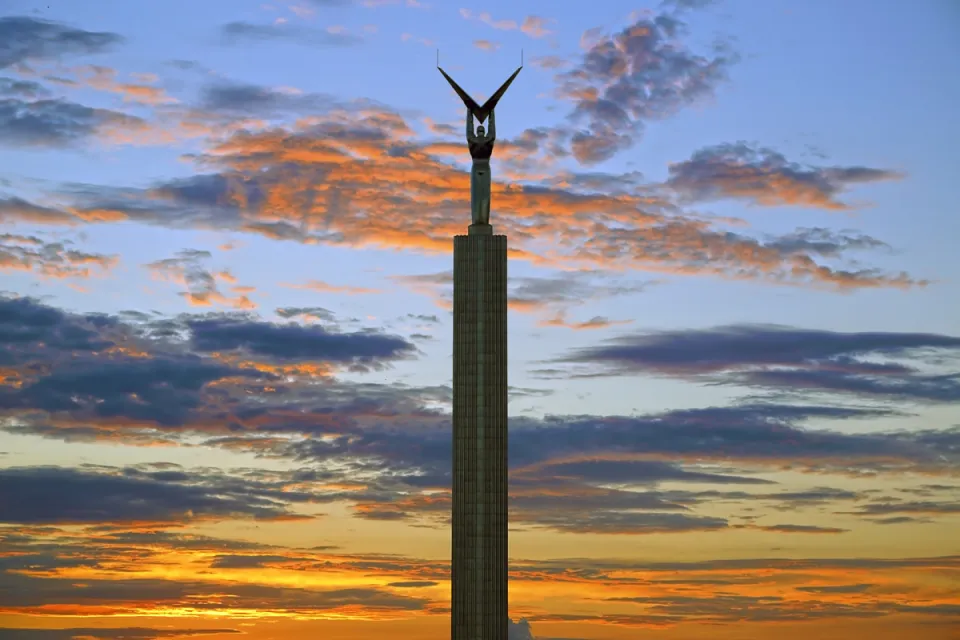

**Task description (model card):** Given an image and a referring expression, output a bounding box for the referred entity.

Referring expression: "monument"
[439,60,520,640]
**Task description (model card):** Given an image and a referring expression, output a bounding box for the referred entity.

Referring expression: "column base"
[468,223,493,235]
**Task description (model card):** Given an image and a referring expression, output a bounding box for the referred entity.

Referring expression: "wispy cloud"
[0,96,151,147]
[0,233,117,279]
[666,142,905,209]
[552,324,960,402]
[0,16,122,69]
[220,21,364,47]
[459,10,555,39]
[145,249,257,309]
[553,9,737,164]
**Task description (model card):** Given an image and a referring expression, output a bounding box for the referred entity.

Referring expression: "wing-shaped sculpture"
[438,65,522,124]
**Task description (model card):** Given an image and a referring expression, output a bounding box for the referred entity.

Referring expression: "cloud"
[197,79,338,117]
[186,315,416,367]
[0,233,117,279]
[0,294,432,431]
[529,55,569,70]
[0,630,239,640]
[276,306,338,322]
[554,10,737,164]
[1,294,957,540]
[210,554,313,568]
[520,16,554,39]
[145,249,257,309]
[0,91,918,290]
[459,11,554,39]
[0,96,150,147]
[796,584,874,594]
[474,39,500,51]
[2,523,957,627]
[220,21,363,47]
[0,77,51,98]
[0,570,428,617]
[509,618,536,640]
[538,314,633,330]
[61,64,177,105]
[666,142,905,209]
[552,324,960,402]
[0,16,122,69]
[0,465,326,525]
[841,501,960,517]
[748,524,848,534]
[281,279,382,294]
[525,459,774,486]
[392,270,651,326]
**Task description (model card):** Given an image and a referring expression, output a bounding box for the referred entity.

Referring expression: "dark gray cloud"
[749,524,847,534]
[0,630,238,640]
[0,97,147,147]
[197,79,338,117]
[0,570,427,614]
[220,22,363,48]
[509,271,653,313]
[0,465,329,525]
[841,501,960,517]
[209,554,311,569]
[0,294,119,365]
[597,593,886,624]
[0,295,423,427]
[0,77,50,98]
[1,296,958,537]
[526,510,728,535]
[0,196,79,224]
[187,315,417,367]
[387,580,438,588]
[765,227,891,257]
[0,16,122,69]
[551,324,960,403]
[525,459,773,486]
[0,352,252,427]
[666,142,904,209]
[796,584,874,594]
[555,10,736,164]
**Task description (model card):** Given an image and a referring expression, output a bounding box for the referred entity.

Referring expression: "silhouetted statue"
[438,61,521,228]
[467,108,495,226]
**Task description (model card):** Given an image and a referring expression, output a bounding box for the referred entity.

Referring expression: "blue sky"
[1,0,959,638]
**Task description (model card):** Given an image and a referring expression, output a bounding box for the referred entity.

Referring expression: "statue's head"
[477,125,485,137]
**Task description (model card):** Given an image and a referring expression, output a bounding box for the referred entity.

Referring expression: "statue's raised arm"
[487,109,495,141]
[466,108,476,142]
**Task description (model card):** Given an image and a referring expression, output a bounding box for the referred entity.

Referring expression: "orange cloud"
[538,313,633,330]
[473,39,500,51]
[145,250,257,310]
[4,101,922,290]
[0,233,118,279]
[280,279,382,295]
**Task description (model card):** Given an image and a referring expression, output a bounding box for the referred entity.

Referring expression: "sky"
[0,0,959,638]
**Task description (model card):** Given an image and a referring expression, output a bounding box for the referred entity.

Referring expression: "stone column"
[451,223,509,640]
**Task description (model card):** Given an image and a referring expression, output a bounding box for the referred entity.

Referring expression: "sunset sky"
[1,0,959,638]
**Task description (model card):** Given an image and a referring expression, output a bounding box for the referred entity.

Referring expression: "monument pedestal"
[452,228,508,640]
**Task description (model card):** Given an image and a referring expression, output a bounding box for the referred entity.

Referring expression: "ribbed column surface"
[451,232,508,640]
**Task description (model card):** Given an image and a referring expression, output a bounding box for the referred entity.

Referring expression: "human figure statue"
[438,60,520,227]
[466,108,495,226]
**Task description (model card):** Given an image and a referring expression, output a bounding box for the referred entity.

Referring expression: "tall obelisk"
[440,61,519,640]
[452,223,508,640]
